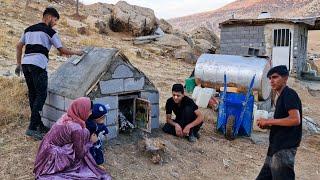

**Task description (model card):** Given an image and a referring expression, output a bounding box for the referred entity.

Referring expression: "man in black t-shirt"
[162,84,204,142]
[256,65,302,180]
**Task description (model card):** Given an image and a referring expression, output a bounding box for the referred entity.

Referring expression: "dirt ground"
[0,1,320,180]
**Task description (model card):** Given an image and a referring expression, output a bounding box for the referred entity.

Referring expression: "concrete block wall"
[100,64,145,94]
[42,92,72,127]
[220,25,266,56]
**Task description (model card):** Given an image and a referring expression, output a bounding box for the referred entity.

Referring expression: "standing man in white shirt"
[15,7,83,140]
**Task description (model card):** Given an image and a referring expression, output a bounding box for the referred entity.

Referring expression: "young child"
[86,103,110,165]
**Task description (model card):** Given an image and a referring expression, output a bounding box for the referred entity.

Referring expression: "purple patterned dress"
[34,121,111,180]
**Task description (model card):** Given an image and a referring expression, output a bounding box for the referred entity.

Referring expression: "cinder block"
[106,109,118,126]
[100,79,124,94]
[151,117,160,129]
[42,117,50,127]
[140,91,159,104]
[41,117,55,128]
[106,125,118,140]
[49,93,65,110]
[94,96,118,110]
[64,98,74,111]
[45,92,49,104]
[112,64,134,79]
[124,77,145,92]
[42,105,66,122]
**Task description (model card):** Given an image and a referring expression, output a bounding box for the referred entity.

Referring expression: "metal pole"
[76,0,79,16]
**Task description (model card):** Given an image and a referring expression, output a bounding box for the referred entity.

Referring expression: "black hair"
[267,65,289,78]
[90,101,93,110]
[172,83,184,94]
[43,7,60,19]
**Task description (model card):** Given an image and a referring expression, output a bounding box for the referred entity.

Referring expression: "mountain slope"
[168,0,320,33]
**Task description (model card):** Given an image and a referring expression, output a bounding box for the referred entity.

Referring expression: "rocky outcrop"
[190,26,219,50]
[110,1,158,36]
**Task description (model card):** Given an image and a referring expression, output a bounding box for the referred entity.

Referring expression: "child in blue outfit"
[86,103,110,165]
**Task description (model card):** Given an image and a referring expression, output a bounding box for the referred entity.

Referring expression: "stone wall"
[220,25,265,56]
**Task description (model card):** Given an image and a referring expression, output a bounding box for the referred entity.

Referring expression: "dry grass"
[78,36,106,47]
[0,77,29,126]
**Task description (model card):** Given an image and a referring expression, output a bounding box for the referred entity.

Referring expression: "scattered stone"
[77,26,88,35]
[170,171,179,179]
[222,158,231,168]
[302,116,320,134]
[136,49,151,59]
[2,70,12,77]
[95,20,108,35]
[141,137,167,164]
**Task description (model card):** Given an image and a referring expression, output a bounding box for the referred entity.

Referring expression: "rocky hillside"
[169,0,320,33]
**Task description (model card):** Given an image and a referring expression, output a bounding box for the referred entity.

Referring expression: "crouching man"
[162,84,203,142]
[256,65,302,180]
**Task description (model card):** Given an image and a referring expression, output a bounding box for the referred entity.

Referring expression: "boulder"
[190,26,220,49]
[154,34,189,48]
[173,30,194,48]
[110,1,158,36]
[174,47,197,64]
[193,39,217,55]
[159,19,173,34]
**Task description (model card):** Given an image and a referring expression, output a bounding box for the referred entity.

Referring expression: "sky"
[81,0,236,19]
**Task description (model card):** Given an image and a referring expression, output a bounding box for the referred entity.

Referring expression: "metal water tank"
[194,54,271,100]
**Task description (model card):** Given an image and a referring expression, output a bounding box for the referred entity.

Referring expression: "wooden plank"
[219,87,239,93]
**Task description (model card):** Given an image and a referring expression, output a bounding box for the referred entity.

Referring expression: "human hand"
[182,125,191,136]
[175,124,183,137]
[90,133,98,143]
[76,50,84,56]
[15,64,22,76]
[257,118,270,129]
[98,131,106,141]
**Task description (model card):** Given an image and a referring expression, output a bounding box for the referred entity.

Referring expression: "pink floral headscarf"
[58,97,91,128]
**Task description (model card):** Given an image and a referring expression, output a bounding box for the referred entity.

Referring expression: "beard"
[48,21,53,28]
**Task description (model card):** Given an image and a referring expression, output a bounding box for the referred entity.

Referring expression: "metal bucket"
[194,54,271,100]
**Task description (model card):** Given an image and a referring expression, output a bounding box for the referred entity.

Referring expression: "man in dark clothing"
[162,84,204,142]
[15,7,83,140]
[256,65,302,180]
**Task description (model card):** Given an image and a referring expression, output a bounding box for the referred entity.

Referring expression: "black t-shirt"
[267,86,302,156]
[166,96,198,121]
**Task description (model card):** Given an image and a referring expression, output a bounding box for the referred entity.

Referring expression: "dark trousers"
[162,106,203,136]
[256,148,297,180]
[22,64,48,131]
